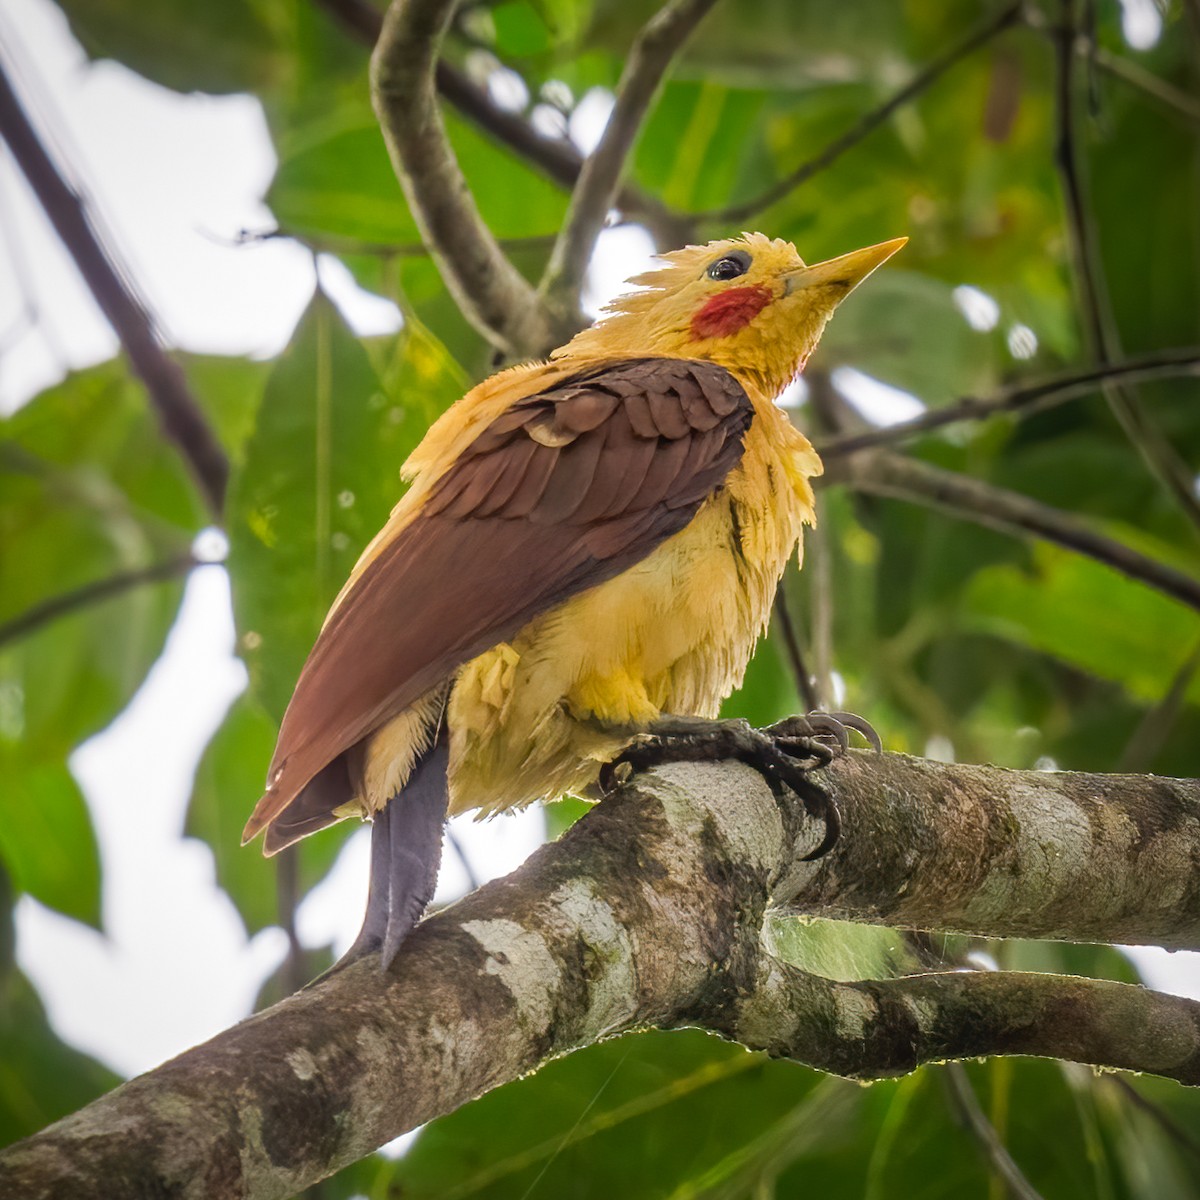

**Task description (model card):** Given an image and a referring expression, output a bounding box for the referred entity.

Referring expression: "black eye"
[706,251,751,282]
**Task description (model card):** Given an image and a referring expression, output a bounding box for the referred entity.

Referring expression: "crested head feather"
[554,232,829,399]
[561,233,796,331]
[613,232,797,311]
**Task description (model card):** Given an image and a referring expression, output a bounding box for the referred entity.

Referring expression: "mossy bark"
[2,752,1198,1200]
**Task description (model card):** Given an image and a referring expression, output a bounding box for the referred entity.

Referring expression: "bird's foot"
[599,711,880,861]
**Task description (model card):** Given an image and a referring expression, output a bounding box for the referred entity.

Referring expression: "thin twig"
[1186,0,1200,44]
[0,156,59,366]
[773,586,819,712]
[370,0,558,356]
[538,0,719,320]
[697,1,1022,225]
[1091,46,1200,125]
[817,349,1200,459]
[435,61,691,246]
[808,517,835,711]
[1116,638,1200,774]
[275,848,310,1000]
[312,0,693,248]
[447,829,481,893]
[832,450,1200,613]
[0,57,229,516]
[311,0,380,41]
[942,1065,1045,1200]
[1110,1077,1200,1165]
[1050,4,1200,533]
[804,370,844,709]
[0,555,196,650]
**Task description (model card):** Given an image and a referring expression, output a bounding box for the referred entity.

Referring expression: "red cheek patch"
[690,285,773,339]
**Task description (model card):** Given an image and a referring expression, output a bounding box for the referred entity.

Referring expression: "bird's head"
[556,232,906,397]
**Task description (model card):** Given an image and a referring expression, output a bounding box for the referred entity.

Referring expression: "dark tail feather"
[262,754,353,855]
[345,733,449,971]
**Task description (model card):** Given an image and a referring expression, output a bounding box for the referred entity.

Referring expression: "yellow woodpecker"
[244,232,905,965]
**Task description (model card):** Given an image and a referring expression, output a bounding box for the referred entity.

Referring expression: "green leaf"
[180,353,274,468]
[493,2,553,56]
[632,81,770,212]
[388,1030,844,1200]
[0,362,197,759]
[56,0,284,94]
[269,95,569,247]
[964,540,1200,708]
[186,693,351,934]
[0,759,101,928]
[999,940,1144,986]
[815,269,1002,403]
[0,970,119,1147]
[227,290,458,720]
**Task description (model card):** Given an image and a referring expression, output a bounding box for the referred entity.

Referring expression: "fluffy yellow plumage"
[244,231,904,965]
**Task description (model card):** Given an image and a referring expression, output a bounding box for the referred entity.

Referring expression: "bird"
[242,231,906,968]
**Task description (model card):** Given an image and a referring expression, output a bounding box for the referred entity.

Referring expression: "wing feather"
[245,358,753,846]
[473,435,539,517]
[622,391,660,439]
[529,430,609,524]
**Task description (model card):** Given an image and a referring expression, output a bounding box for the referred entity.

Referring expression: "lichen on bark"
[2,752,1199,1200]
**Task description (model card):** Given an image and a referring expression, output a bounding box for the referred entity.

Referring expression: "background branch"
[817,349,1200,459]
[1117,639,1200,773]
[829,450,1200,613]
[727,958,1200,1086]
[700,2,1022,225]
[538,0,718,320]
[772,586,819,712]
[370,0,558,356]
[1092,45,1200,125]
[0,59,228,515]
[1050,4,1200,532]
[0,554,196,650]
[3,753,1199,1197]
[313,0,693,247]
[941,1064,1045,1200]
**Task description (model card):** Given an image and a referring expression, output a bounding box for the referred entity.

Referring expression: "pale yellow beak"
[784,236,908,296]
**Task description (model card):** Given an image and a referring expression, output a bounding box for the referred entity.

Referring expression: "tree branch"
[1091,46,1200,126]
[538,0,718,321]
[941,1063,1045,1200]
[1049,5,1200,533]
[698,1,1022,225]
[0,554,196,651]
[1117,638,1200,774]
[773,586,819,712]
[816,348,1200,460]
[784,752,1200,946]
[829,450,1200,613]
[3,752,1199,1197]
[369,0,558,356]
[724,957,1200,1086]
[0,59,228,516]
[314,0,693,253]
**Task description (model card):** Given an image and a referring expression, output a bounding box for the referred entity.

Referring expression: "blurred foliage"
[3,0,1200,1194]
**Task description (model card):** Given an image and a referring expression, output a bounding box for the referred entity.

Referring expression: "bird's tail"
[254,754,353,855]
[346,733,450,969]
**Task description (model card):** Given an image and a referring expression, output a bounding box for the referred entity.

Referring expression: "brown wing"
[245,358,752,849]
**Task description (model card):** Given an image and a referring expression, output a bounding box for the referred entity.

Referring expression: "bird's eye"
[706,251,752,282]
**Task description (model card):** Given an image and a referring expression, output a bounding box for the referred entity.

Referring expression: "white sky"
[0,0,543,1077]
[0,0,1191,1083]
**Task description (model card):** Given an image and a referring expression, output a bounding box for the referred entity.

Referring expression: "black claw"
[799,788,842,861]
[600,713,867,861]
[822,710,884,753]
[766,712,843,753]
